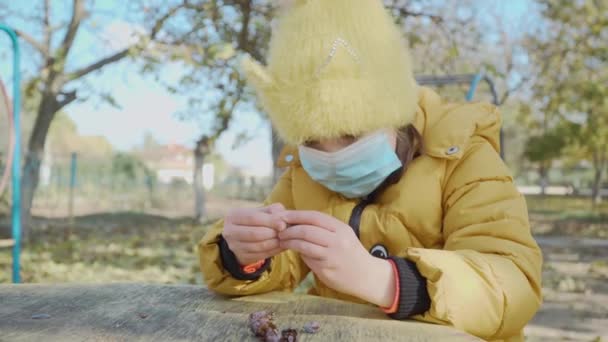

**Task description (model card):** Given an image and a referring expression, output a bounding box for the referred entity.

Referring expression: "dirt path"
[526,236,608,341]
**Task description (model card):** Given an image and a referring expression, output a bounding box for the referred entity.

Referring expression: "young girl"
[199,1,542,341]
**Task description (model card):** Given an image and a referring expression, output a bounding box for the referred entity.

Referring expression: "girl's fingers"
[232,238,281,254]
[280,210,338,232]
[301,255,325,269]
[278,225,332,247]
[228,208,284,230]
[242,248,284,262]
[262,203,288,231]
[224,225,277,242]
[262,203,286,215]
[280,239,326,260]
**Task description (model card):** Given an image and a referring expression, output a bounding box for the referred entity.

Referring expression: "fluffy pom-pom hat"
[242,0,419,145]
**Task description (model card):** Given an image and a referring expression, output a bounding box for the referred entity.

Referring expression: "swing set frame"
[0,24,22,284]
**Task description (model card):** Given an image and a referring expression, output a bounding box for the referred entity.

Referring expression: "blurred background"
[0,1,606,340]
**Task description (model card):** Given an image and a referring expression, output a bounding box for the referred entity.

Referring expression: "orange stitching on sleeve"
[242,260,266,274]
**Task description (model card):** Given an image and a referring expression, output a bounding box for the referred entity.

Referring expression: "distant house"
[136,144,194,185]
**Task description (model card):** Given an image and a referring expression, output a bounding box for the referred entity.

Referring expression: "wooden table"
[0,283,480,341]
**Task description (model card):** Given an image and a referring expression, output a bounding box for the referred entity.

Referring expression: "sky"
[0,0,535,178]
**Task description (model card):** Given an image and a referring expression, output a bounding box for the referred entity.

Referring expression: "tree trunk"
[591,163,605,207]
[193,136,209,223]
[591,168,602,206]
[538,162,548,196]
[20,93,58,240]
[193,154,205,222]
[591,150,606,208]
[271,127,284,185]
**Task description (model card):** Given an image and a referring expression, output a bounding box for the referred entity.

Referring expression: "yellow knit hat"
[242,0,419,145]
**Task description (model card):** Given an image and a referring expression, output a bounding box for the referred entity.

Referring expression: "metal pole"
[466,72,484,102]
[0,24,22,283]
[68,152,77,223]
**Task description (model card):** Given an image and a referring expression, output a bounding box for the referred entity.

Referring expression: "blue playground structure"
[0,24,22,284]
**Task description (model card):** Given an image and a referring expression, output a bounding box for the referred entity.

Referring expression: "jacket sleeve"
[405,138,543,340]
[198,167,311,296]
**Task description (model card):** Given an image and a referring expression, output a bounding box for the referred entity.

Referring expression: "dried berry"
[249,310,274,323]
[265,329,281,342]
[248,311,280,341]
[280,328,298,342]
[249,311,272,335]
[303,321,320,334]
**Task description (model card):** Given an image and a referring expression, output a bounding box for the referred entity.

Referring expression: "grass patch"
[2,196,607,284]
[526,195,608,215]
[526,196,608,238]
[0,212,211,284]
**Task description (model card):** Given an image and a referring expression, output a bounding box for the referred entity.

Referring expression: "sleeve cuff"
[381,259,401,314]
[386,256,431,319]
[218,235,271,281]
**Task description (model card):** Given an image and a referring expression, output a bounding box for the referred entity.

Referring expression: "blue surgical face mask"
[298,131,402,199]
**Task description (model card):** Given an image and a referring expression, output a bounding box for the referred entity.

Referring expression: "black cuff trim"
[387,257,431,319]
[218,235,271,281]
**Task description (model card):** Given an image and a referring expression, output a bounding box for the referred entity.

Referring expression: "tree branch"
[62,3,185,84]
[149,3,185,40]
[64,48,130,82]
[14,29,49,56]
[237,1,252,53]
[386,5,443,24]
[212,78,245,138]
[498,75,531,105]
[59,0,86,58]
[44,0,52,52]
[182,1,206,12]
[56,90,78,109]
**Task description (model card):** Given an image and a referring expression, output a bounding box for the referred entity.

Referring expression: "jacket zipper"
[348,196,373,238]
[346,167,403,238]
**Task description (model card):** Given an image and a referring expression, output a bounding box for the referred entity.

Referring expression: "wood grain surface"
[0,283,480,341]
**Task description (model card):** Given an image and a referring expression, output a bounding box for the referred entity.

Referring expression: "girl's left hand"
[278,210,394,305]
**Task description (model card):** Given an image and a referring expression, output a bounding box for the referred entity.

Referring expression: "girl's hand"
[223,203,287,266]
[278,210,395,307]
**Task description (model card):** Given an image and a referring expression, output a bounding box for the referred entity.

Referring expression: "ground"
[1,195,607,341]
[525,197,608,341]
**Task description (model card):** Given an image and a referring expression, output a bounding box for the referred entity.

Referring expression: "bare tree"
[2,0,188,239]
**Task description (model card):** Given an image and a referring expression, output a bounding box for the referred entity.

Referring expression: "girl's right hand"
[222,203,287,266]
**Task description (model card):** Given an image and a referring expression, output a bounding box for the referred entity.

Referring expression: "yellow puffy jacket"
[198,87,543,342]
